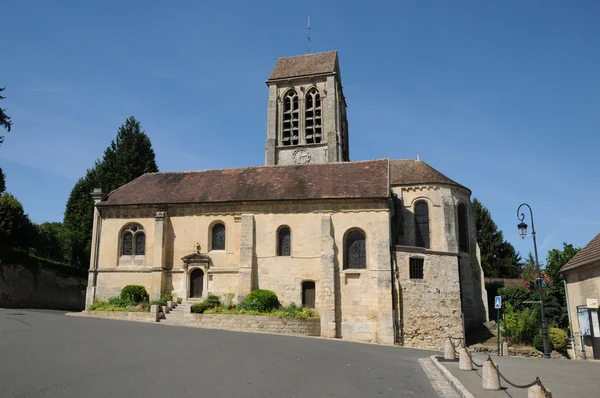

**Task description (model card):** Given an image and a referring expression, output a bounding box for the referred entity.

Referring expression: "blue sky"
[2,1,599,261]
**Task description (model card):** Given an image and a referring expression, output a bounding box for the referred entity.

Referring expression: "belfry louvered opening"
[282,90,299,145]
[305,88,322,144]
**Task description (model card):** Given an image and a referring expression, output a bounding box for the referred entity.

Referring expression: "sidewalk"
[437,353,600,397]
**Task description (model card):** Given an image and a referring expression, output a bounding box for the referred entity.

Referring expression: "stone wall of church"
[395,250,463,349]
[392,184,488,345]
[89,200,394,344]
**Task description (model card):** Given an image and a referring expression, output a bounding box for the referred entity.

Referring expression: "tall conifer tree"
[472,198,521,277]
[63,117,158,267]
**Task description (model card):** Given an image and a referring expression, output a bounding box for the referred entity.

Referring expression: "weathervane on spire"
[307,15,311,54]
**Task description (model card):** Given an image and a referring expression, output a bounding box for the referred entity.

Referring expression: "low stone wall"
[184,314,321,336]
[0,264,87,311]
[470,344,568,359]
[81,310,159,323]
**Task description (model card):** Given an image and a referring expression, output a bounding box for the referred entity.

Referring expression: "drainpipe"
[563,278,577,359]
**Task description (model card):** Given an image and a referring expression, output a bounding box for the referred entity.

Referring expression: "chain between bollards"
[487,355,552,397]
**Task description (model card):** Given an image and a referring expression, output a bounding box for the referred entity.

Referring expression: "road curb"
[430,355,475,398]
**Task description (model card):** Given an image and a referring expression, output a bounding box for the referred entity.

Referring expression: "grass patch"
[203,302,318,319]
[88,298,150,312]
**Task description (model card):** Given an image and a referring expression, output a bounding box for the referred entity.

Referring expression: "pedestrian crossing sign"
[495,296,502,309]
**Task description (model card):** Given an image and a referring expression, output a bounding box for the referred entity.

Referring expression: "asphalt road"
[0,309,438,398]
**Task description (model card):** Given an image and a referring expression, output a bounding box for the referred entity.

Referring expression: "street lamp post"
[517,203,551,359]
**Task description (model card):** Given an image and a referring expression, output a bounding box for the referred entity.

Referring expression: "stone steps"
[160,301,190,326]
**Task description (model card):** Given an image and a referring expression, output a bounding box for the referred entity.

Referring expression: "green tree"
[0,193,35,249]
[0,87,12,195]
[472,198,522,277]
[96,116,158,189]
[0,167,5,194]
[545,243,580,328]
[0,87,12,144]
[34,222,68,263]
[63,117,158,268]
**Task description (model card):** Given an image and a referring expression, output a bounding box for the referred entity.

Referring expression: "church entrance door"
[190,269,204,298]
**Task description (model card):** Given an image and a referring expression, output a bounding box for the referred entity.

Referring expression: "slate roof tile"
[268,51,338,80]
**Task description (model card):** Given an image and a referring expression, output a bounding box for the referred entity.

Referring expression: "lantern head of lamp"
[517,221,528,239]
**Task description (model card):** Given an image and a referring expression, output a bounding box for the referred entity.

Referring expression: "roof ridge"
[145,159,389,176]
[560,233,600,272]
[277,50,337,60]
[104,173,153,199]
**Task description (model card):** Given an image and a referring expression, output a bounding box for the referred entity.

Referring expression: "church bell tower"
[265,51,349,166]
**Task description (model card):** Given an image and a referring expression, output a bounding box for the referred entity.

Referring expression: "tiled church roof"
[560,233,600,273]
[268,51,338,81]
[98,159,390,206]
[389,159,469,191]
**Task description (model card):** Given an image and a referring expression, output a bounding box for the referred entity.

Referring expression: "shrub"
[502,303,539,345]
[107,297,136,307]
[120,285,148,303]
[241,289,279,312]
[191,302,212,314]
[191,294,221,314]
[205,294,221,308]
[549,327,568,351]
[223,293,235,309]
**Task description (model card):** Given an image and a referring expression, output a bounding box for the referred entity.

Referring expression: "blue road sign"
[495,296,502,309]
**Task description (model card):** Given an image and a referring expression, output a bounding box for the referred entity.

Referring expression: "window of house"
[344,229,366,270]
[277,226,291,256]
[458,203,469,253]
[410,258,424,279]
[212,223,226,250]
[305,88,322,144]
[282,90,299,146]
[414,201,430,249]
[121,224,145,256]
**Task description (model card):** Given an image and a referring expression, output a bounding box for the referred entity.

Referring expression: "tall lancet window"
[282,90,299,146]
[305,88,322,144]
[414,201,430,249]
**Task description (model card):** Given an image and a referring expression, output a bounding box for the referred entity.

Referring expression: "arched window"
[344,229,366,270]
[305,88,322,144]
[121,224,145,256]
[414,201,430,249]
[212,223,226,250]
[458,203,469,252]
[282,90,299,146]
[277,226,291,256]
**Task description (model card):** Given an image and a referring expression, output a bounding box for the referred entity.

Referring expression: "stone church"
[86,51,488,348]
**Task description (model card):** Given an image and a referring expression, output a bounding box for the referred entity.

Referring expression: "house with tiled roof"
[86,51,488,348]
[561,233,600,359]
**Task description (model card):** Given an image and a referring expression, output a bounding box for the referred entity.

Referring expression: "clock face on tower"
[292,148,311,164]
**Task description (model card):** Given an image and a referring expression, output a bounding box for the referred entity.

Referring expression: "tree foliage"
[0,193,35,249]
[0,167,5,194]
[63,117,158,268]
[0,87,13,145]
[33,222,67,263]
[472,198,521,278]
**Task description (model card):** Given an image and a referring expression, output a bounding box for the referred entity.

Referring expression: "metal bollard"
[482,358,501,390]
[459,347,473,371]
[444,337,456,360]
[528,384,549,398]
[502,341,509,357]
